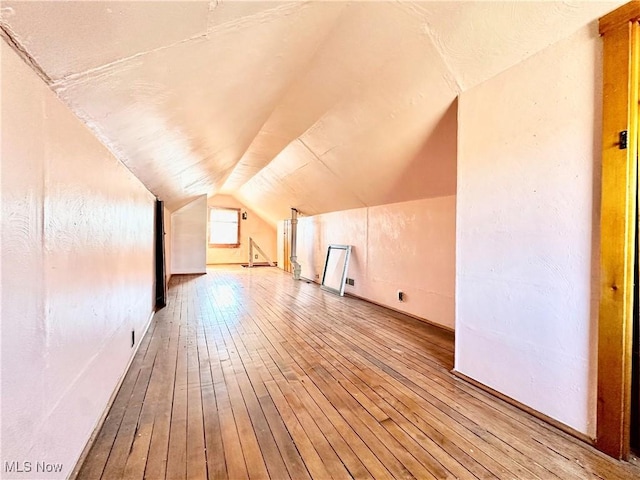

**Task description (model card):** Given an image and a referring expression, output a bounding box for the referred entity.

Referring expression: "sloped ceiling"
[0,1,624,224]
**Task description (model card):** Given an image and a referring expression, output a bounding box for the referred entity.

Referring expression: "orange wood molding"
[596,9,639,459]
[600,1,640,35]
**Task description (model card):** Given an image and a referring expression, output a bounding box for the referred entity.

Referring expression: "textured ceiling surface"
[0,1,624,223]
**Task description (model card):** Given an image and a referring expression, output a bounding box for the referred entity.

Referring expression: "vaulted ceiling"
[0,1,623,224]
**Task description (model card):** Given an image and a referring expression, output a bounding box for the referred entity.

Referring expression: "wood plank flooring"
[77,266,640,479]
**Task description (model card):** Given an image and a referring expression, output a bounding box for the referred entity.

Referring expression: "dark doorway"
[633,169,640,454]
[633,272,639,453]
[154,199,167,310]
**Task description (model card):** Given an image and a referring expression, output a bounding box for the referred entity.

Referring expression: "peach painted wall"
[171,195,207,274]
[295,196,456,329]
[455,25,601,437]
[206,195,276,265]
[1,40,155,479]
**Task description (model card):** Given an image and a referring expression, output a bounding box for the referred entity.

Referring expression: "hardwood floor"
[77,266,640,479]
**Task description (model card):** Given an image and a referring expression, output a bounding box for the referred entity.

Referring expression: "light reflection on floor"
[210,283,240,309]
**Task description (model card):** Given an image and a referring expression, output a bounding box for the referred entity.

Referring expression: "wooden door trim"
[597,2,640,459]
[600,1,640,35]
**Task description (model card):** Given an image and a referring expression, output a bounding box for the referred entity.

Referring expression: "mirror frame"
[321,244,352,296]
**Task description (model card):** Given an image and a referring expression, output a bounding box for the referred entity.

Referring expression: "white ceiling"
[0,1,623,223]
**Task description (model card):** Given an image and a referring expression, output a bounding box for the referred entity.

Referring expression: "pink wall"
[295,196,456,329]
[206,195,277,265]
[171,195,207,274]
[1,40,155,479]
[455,25,601,437]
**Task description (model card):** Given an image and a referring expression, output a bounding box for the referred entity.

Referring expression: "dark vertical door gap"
[632,156,640,454]
[154,199,167,310]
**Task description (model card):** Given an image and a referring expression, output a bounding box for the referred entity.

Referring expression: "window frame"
[208,207,241,248]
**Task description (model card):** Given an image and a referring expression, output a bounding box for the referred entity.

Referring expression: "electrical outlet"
[346,278,355,286]
[397,290,405,302]
[315,274,320,280]
[254,254,258,259]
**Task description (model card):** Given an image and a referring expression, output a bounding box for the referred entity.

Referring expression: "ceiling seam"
[218,2,354,195]
[51,32,208,90]
[392,1,462,94]
[0,23,51,84]
[206,0,220,33]
[297,138,368,208]
[206,1,311,38]
[43,3,314,90]
[52,2,311,89]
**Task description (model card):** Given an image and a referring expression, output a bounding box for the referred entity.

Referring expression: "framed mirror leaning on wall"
[321,245,352,296]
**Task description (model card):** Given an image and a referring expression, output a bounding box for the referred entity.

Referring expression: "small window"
[209,207,240,247]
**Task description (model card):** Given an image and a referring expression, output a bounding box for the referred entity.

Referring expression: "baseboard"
[344,291,455,333]
[294,277,454,333]
[451,369,595,446]
[68,310,155,480]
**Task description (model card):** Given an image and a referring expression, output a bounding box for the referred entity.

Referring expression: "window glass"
[209,207,239,246]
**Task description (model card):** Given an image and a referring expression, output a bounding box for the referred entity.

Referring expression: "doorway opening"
[154,199,167,310]
[633,173,640,455]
